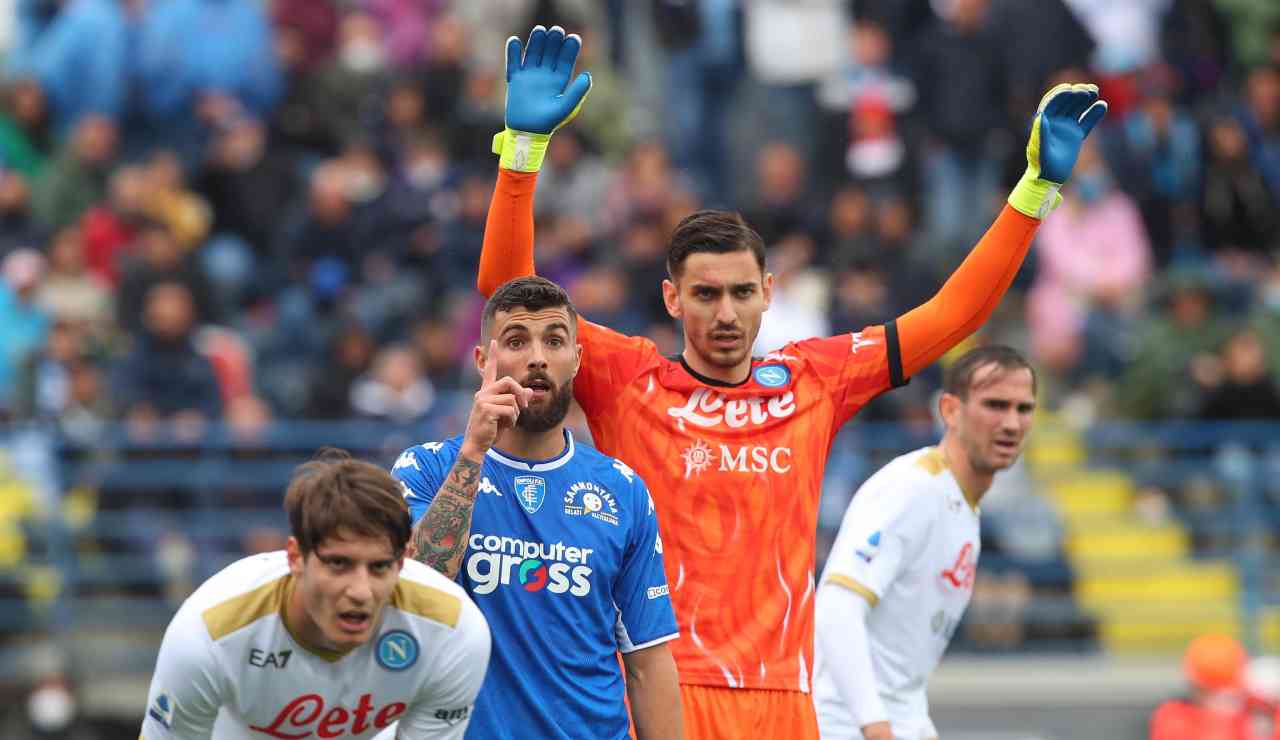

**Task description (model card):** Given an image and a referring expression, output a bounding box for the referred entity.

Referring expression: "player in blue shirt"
[393,276,683,740]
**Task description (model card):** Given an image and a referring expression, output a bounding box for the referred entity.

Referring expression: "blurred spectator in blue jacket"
[1105,68,1201,266]
[10,0,130,134]
[137,0,282,164]
[0,247,49,413]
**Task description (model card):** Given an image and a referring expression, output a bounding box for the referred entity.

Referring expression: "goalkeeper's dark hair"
[666,210,767,281]
[284,448,411,557]
[482,276,578,338]
[943,345,1037,400]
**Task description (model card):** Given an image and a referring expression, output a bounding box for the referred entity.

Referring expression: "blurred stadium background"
[0,0,1279,737]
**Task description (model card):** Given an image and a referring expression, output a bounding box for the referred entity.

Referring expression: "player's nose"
[345,569,374,603]
[714,295,739,323]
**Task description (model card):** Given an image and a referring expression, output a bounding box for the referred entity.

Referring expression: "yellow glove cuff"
[1008,175,1063,219]
[492,128,552,173]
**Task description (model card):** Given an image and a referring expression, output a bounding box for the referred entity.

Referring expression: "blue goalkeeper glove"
[1007,83,1108,219]
[492,25,593,173]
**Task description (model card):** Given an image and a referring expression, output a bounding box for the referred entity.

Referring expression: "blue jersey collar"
[486,430,576,472]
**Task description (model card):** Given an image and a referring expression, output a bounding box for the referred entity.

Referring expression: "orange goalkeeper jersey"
[574,318,905,692]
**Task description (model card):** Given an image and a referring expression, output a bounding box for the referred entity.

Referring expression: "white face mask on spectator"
[341,41,386,73]
[28,684,76,732]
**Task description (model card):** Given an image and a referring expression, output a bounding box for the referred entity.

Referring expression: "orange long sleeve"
[477,169,539,297]
[897,205,1040,378]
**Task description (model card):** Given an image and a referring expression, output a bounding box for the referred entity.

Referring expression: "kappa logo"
[393,451,420,471]
[478,477,502,497]
[564,481,619,525]
[612,459,636,483]
[668,388,796,430]
[514,475,546,514]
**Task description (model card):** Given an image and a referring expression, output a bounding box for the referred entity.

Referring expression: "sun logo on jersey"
[680,439,716,479]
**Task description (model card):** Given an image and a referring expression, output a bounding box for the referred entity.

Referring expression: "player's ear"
[762,272,775,309]
[474,343,487,378]
[938,392,961,429]
[286,537,304,575]
[662,278,681,319]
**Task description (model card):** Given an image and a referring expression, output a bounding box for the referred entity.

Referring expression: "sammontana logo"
[563,481,619,525]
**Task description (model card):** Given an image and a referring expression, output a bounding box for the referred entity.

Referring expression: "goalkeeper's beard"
[516,377,574,433]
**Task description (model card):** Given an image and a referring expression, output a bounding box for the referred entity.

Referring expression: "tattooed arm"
[411,455,483,578]
[411,339,530,578]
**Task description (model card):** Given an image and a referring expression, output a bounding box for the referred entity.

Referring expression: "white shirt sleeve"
[823,472,936,600]
[139,610,224,739]
[816,582,888,728]
[393,599,492,739]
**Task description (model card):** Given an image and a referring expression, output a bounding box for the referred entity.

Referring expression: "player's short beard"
[516,377,573,433]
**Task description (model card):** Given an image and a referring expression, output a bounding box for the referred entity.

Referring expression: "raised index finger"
[482,339,499,386]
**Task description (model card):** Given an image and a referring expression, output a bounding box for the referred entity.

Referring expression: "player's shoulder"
[393,435,464,474]
[857,447,952,506]
[180,551,292,642]
[392,560,488,640]
[569,440,643,488]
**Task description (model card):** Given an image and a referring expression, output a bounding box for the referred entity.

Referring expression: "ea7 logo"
[434,707,470,726]
[248,649,292,668]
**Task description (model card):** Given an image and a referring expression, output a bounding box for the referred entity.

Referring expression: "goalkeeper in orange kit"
[480,24,1106,739]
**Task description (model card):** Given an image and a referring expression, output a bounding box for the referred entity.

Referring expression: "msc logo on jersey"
[564,481,619,525]
[376,630,420,671]
[514,475,546,514]
[753,364,791,388]
[856,531,881,563]
[679,440,793,478]
[148,692,175,729]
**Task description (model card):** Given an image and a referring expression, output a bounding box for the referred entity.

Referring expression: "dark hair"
[943,345,1037,399]
[666,209,767,280]
[284,448,411,557]
[482,276,578,337]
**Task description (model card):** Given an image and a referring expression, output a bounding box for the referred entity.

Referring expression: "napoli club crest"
[514,476,547,514]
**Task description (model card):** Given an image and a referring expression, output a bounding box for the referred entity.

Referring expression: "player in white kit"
[813,346,1038,740]
[140,451,491,739]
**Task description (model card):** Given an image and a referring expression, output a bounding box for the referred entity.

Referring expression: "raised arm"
[896,83,1107,379]
[410,340,531,578]
[478,25,592,297]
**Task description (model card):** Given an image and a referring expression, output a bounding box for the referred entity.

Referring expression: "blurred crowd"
[0,0,1275,436]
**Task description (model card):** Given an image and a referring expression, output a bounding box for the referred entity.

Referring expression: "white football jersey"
[813,447,980,739]
[140,551,491,740]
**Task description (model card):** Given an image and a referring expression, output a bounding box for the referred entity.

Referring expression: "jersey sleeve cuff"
[884,320,906,388]
[824,573,880,607]
[618,631,679,654]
